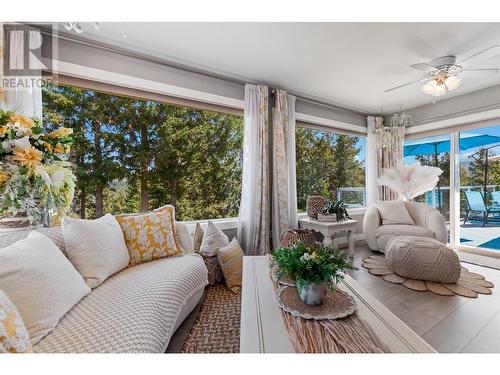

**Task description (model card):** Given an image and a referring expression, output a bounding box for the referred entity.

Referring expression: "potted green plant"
[318,200,351,222]
[272,243,356,305]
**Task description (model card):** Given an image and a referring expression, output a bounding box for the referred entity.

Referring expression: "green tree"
[296,128,365,210]
[464,148,500,204]
[42,82,243,221]
[43,84,127,218]
[149,106,243,220]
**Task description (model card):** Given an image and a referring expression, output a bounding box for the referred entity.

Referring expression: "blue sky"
[356,138,366,162]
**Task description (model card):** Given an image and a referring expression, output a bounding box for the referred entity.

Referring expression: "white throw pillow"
[200,221,229,256]
[62,214,130,288]
[377,200,415,225]
[175,222,194,254]
[0,232,91,345]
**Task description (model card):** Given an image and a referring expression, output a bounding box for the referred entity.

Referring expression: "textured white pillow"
[377,200,415,225]
[175,222,194,254]
[200,221,229,256]
[0,232,90,345]
[62,213,130,288]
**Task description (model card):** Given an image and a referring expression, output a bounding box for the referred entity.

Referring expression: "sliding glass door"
[458,125,500,251]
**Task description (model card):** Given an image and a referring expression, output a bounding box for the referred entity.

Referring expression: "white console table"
[298,218,357,257]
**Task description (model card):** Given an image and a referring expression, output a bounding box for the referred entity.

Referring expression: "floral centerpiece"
[0,109,76,227]
[272,243,356,305]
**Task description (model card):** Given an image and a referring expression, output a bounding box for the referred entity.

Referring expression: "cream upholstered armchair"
[363,201,447,253]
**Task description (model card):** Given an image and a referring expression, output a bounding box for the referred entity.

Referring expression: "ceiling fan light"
[422,81,437,95]
[433,83,447,97]
[445,75,461,91]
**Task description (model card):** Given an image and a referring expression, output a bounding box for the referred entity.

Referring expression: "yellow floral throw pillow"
[0,289,32,353]
[115,205,185,266]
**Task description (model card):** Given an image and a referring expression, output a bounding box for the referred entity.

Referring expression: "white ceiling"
[58,22,500,114]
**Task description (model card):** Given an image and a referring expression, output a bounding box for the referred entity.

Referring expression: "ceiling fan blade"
[461,68,499,77]
[384,77,431,93]
[410,63,438,73]
[457,45,500,67]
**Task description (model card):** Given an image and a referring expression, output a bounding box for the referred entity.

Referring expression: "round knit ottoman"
[385,236,461,283]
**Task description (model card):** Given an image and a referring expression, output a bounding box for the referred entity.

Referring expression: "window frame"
[48,74,243,116]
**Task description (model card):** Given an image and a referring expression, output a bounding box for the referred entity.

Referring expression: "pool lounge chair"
[492,191,500,208]
[464,191,500,227]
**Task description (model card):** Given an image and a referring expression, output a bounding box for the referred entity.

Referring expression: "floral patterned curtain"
[238,84,270,255]
[374,117,406,201]
[271,90,297,249]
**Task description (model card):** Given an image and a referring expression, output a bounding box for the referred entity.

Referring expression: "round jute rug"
[181,284,241,353]
[362,255,494,298]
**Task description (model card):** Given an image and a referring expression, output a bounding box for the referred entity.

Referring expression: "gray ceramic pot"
[296,280,328,305]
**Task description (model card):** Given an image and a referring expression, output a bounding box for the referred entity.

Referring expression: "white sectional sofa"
[0,223,208,353]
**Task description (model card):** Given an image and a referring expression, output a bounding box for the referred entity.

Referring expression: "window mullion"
[449,131,461,247]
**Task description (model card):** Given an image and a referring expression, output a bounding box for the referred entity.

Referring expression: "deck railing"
[336,185,499,212]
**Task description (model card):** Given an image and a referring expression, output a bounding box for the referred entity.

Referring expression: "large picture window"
[295,127,366,210]
[42,82,243,221]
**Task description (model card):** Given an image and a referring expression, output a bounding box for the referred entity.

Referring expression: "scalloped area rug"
[362,255,494,298]
[181,284,240,353]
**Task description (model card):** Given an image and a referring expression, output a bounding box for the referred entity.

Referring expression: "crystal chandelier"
[373,112,412,149]
[389,111,413,128]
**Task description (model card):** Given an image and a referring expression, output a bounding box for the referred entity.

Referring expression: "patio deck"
[457,221,500,250]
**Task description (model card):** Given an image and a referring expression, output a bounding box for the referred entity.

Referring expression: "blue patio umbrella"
[404,134,500,157]
[404,134,500,210]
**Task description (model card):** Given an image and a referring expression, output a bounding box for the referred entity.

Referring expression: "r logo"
[2,24,54,77]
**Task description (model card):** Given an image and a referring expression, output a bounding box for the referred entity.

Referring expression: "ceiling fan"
[385,45,500,96]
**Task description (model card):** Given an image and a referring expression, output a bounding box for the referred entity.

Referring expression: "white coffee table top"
[240,256,436,353]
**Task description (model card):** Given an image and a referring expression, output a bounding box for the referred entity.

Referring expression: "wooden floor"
[347,243,500,353]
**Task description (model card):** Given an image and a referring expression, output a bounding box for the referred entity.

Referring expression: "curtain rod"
[34,24,367,117]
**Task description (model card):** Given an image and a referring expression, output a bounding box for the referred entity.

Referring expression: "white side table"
[298,218,357,257]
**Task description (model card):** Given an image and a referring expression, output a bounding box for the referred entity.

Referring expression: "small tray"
[276,285,357,320]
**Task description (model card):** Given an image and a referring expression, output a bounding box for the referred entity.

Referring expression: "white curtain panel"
[238,84,270,255]
[272,90,298,249]
[2,27,42,119]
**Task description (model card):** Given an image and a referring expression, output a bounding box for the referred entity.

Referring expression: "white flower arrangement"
[0,109,76,224]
